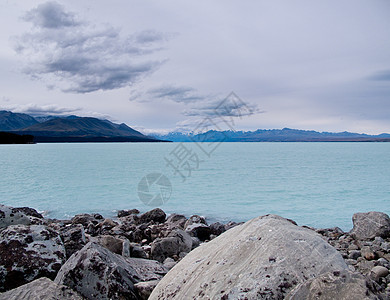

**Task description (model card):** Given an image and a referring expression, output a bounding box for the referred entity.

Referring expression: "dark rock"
[151,229,193,263]
[11,207,43,219]
[71,214,100,227]
[209,222,226,236]
[185,223,211,241]
[59,224,86,258]
[350,212,390,240]
[0,225,66,291]
[95,234,127,255]
[118,209,140,218]
[0,204,44,228]
[0,277,83,300]
[165,214,187,229]
[287,270,382,300]
[55,242,167,300]
[348,250,361,260]
[138,208,166,224]
[130,243,148,259]
[93,213,104,220]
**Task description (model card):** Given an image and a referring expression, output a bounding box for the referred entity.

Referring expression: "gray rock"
[134,280,160,300]
[183,215,207,229]
[151,229,193,262]
[163,257,177,270]
[0,204,43,228]
[349,250,361,260]
[370,266,389,281]
[0,224,66,291]
[55,242,167,299]
[286,270,381,300]
[0,277,83,300]
[150,214,348,300]
[350,212,390,240]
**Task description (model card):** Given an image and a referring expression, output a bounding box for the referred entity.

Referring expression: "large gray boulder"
[0,277,83,300]
[54,242,167,299]
[151,229,193,262]
[0,204,43,228]
[0,224,66,291]
[286,270,381,300]
[150,215,348,299]
[350,212,390,240]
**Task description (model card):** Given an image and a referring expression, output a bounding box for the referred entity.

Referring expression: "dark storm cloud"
[15,1,169,93]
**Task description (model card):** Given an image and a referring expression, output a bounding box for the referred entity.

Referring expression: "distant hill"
[154,128,390,142]
[0,111,165,143]
[0,132,34,144]
[15,117,161,142]
[0,111,38,130]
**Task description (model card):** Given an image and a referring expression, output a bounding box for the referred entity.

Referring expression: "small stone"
[345,259,357,266]
[370,266,389,281]
[348,244,359,251]
[377,258,389,268]
[348,250,361,260]
[117,209,140,218]
[134,280,160,300]
[373,236,385,245]
[361,246,376,260]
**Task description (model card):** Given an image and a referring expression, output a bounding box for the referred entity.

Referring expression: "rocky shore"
[0,204,389,299]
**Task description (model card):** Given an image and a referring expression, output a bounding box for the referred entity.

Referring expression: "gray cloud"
[15,1,169,93]
[148,85,205,103]
[23,1,80,29]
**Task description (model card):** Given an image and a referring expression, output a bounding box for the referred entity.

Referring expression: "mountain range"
[153,128,390,142]
[1,110,389,143]
[0,110,163,143]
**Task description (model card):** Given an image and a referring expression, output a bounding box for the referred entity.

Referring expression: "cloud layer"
[15,1,168,93]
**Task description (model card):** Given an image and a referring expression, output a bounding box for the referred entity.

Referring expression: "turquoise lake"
[0,142,389,230]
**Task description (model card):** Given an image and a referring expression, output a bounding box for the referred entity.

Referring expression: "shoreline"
[0,204,389,299]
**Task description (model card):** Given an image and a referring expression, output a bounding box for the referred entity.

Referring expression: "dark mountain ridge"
[0,110,38,130]
[0,110,164,143]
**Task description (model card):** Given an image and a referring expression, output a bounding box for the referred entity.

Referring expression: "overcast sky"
[0,0,389,134]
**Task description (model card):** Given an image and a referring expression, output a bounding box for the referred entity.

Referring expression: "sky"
[0,0,390,134]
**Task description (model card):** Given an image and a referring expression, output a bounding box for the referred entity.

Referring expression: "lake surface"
[0,142,389,230]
